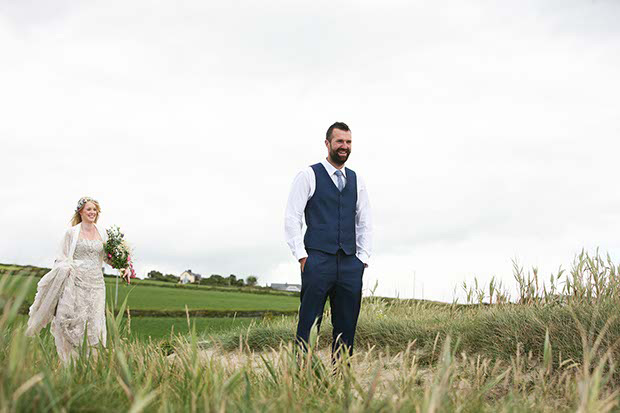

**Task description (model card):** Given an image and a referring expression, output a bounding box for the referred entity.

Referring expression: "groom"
[285,122,372,355]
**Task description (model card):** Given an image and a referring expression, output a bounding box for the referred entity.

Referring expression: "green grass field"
[1,263,298,297]
[115,277,298,296]
[126,317,255,340]
[105,283,299,312]
[14,314,256,342]
[6,271,298,342]
[9,273,299,312]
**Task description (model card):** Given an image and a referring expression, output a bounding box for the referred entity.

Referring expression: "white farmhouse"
[179,269,202,284]
[270,283,301,293]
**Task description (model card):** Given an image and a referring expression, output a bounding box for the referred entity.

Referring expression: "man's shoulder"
[291,166,315,184]
[298,163,322,175]
[299,165,316,174]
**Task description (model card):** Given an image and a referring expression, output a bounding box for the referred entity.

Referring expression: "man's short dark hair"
[326,122,350,141]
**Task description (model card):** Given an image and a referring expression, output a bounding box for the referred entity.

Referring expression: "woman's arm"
[54,228,73,267]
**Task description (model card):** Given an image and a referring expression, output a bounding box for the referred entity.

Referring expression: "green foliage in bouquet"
[103,226,133,272]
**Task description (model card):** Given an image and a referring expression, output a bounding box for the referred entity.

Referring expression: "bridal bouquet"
[104,226,136,283]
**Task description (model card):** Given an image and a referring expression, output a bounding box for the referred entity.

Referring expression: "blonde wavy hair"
[70,197,101,226]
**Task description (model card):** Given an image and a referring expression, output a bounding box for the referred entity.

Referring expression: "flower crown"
[76,197,97,213]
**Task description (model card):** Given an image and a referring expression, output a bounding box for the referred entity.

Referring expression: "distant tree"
[209,274,224,285]
[147,270,178,282]
[148,270,163,279]
[227,274,237,286]
[164,274,178,282]
[246,276,258,286]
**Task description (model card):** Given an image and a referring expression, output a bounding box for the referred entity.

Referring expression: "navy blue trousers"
[296,249,364,355]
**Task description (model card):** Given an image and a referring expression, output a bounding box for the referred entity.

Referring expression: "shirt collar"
[321,158,346,178]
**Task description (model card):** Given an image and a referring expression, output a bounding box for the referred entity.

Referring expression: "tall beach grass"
[2,251,620,411]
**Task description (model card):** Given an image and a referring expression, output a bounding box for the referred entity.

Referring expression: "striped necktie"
[335,170,345,192]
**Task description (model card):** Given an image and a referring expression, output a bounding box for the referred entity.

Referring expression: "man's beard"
[329,147,350,166]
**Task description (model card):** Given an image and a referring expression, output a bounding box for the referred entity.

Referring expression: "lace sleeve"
[26,229,74,336]
[54,228,73,266]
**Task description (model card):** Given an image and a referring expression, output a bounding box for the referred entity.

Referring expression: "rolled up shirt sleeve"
[284,169,313,261]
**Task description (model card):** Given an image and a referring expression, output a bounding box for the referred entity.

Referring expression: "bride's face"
[80,202,98,224]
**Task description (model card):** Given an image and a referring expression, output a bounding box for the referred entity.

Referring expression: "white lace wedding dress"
[26,224,110,363]
[49,238,107,361]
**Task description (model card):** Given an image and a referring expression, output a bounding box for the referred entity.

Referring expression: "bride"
[26,197,130,362]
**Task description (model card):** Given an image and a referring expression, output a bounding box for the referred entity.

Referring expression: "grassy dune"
[212,294,620,367]
[2,251,620,411]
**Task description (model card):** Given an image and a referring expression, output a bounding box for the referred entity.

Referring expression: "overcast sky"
[1,0,619,302]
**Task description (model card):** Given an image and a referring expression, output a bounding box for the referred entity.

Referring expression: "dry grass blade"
[11,373,44,402]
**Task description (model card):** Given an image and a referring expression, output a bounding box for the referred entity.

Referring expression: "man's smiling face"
[326,128,352,166]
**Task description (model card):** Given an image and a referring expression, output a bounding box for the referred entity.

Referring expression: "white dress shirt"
[284,159,373,264]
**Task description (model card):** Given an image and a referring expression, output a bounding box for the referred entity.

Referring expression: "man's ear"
[325,139,330,149]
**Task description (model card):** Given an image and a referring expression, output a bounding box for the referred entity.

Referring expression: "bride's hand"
[122,268,131,284]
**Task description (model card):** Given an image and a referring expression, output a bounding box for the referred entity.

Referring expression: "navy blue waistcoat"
[304,163,357,255]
